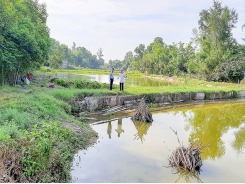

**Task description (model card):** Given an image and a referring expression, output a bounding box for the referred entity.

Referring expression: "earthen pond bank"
[74,90,245,112]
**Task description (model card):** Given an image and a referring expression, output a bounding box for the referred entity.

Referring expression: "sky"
[38,0,245,62]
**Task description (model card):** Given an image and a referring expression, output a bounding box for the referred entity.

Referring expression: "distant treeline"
[1,0,245,85]
[49,1,245,83]
[47,39,104,70]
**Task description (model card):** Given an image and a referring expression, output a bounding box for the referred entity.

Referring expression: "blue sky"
[39,0,245,62]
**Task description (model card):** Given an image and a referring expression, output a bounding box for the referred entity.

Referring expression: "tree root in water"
[132,98,153,122]
[169,127,209,174]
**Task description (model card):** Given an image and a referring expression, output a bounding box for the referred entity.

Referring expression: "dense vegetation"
[47,40,104,69]
[0,0,51,85]
[1,1,244,85]
[47,1,245,83]
[129,0,245,83]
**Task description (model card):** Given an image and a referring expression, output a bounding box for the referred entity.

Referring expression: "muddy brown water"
[71,100,245,183]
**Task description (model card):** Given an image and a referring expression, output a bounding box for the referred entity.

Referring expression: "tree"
[197,0,238,79]
[0,0,51,85]
[134,44,145,60]
[214,44,245,82]
[96,48,104,67]
[108,59,123,69]
[122,51,133,70]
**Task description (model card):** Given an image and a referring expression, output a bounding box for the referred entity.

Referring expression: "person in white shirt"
[118,69,126,91]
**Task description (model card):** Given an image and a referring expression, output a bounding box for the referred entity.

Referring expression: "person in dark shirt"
[109,68,114,90]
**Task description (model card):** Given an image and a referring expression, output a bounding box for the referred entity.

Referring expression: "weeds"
[21,122,73,181]
[0,122,79,182]
[55,78,108,89]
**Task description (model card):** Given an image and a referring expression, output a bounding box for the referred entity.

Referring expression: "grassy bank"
[1,71,245,182]
[50,68,245,94]
[0,75,120,182]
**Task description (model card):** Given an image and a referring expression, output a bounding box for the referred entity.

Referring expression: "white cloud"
[39,0,245,62]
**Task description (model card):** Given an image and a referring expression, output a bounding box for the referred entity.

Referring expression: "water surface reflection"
[56,72,176,87]
[71,101,245,183]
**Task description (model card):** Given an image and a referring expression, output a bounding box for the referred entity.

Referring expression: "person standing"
[109,68,114,90]
[118,69,126,91]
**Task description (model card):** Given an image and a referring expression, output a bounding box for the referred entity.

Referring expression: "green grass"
[0,75,100,182]
[1,71,245,182]
[124,85,245,95]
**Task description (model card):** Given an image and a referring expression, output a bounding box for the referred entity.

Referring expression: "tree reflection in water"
[132,120,152,143]
[178,102,245,159]
[232,127,245,154]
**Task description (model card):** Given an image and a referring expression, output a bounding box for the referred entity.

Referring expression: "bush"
[55,78,108,90]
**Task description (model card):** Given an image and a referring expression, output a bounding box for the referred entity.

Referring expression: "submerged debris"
[132,98,153,122]
[169,128,209,173]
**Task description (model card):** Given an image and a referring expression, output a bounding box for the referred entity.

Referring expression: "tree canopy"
[47,39,104,69]
[0,0,51,85]
[2,0,244,84]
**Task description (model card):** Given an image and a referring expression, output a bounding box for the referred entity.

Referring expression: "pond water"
[56,72,176,87]
[71,100,245,183]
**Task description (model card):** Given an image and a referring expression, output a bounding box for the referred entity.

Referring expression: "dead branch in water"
[132,98,153,122]
[169,127,209,173]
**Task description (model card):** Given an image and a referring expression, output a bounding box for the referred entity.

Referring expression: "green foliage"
[128,38,196,76]
[21,122,73,181]
[0,120,23,141]
[196,1,238,79]
[55,78,72,88]
[0,108,31,129]
[14,93,72,123]
[0,0,51,85]
[48,39,104,69]
[214,60,245,82]
[55,78,108,90]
